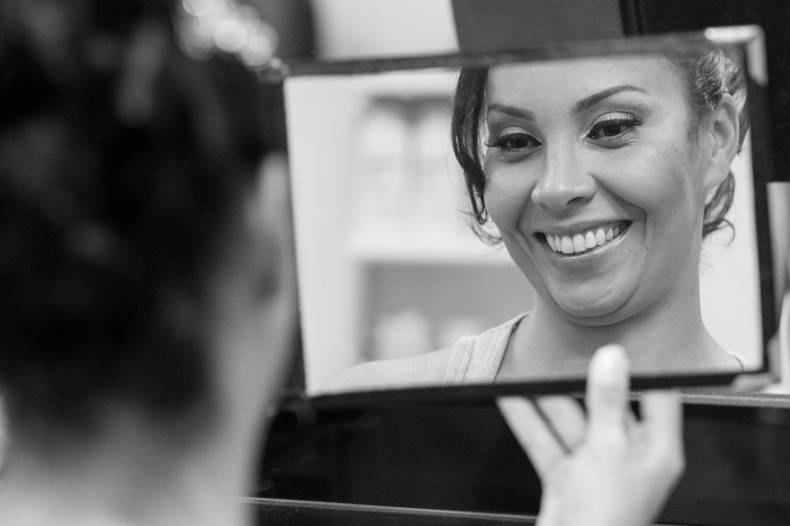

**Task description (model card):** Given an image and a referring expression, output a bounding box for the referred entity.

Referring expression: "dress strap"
[442,313,527,385]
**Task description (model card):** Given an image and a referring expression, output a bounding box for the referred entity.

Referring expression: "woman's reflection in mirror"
[328,49,748,391]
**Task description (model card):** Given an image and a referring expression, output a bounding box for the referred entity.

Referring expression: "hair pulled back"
[450,48,748,241]
[0,0,271,437]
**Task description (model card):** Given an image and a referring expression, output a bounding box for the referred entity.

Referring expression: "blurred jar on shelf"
[351,102,410,239]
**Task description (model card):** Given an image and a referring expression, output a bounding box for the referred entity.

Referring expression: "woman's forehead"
[486,55,683,109]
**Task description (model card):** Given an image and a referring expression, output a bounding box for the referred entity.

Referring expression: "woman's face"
[483,56,716,324]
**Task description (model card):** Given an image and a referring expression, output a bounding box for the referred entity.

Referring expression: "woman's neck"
[499,283,736,380]
[0,410,262,526]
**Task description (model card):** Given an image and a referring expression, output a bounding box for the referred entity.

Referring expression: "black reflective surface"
[258,394,790,525]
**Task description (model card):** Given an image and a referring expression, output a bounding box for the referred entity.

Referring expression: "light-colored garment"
[442,313,526,385]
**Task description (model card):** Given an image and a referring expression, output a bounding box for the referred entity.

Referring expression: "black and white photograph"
[2,1,790,525]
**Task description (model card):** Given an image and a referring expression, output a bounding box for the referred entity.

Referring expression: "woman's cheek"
[484,167,533,229]
[606,145,690,211]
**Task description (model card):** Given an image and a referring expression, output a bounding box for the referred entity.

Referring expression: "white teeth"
[584,231,596,249]
[543,223,628,256]
[595,228,606,246]
[572,234,585,253]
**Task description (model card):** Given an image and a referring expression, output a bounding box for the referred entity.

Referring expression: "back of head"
[0,0,271,450]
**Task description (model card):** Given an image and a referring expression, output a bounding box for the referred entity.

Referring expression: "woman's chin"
[550,290,633,325]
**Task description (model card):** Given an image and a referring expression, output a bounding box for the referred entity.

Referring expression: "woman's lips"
[538,220,632,256]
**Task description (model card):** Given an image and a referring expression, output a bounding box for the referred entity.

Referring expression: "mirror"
[284,28,777,396]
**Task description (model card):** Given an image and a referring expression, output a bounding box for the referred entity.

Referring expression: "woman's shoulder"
[321,313,529,393]
[321,348,454,394]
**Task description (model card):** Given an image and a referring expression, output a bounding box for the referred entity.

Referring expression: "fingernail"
[590,344,628,377]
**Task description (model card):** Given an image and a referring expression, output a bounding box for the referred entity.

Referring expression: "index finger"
[497,396,568,477]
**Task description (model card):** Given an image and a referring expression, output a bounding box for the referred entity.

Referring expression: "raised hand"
[498,345,684,526]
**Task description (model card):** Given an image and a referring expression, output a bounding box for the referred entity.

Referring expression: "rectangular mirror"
[284,27,778,397]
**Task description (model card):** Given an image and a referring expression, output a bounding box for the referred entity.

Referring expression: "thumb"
[586,344,630,440]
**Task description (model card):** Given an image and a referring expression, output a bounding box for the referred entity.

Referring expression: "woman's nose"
[530,146,596,211]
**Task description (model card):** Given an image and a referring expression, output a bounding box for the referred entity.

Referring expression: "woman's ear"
[702,93,740,192]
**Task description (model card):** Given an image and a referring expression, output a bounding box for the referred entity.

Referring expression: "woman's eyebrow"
[486,85,647,121]
[572,85,648,114]
[486,103,536,121]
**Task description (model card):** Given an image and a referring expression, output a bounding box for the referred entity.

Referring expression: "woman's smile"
[527,218,641,291]
[538,220,632,256]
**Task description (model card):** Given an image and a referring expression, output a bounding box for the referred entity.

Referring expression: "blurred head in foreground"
[0,0,294,524]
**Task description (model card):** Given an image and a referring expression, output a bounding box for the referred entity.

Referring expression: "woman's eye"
[486,132,541,153]
[587,112,641,143]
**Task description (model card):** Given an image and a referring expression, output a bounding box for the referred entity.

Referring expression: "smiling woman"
[476,53,745,380]
[325,47,751,391]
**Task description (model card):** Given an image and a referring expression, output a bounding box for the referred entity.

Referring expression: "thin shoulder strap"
[442,335,475,385]
[442,314,526,385]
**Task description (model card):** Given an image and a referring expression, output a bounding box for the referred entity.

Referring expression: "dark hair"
[0,0,271,441]
[451,49,748,241]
